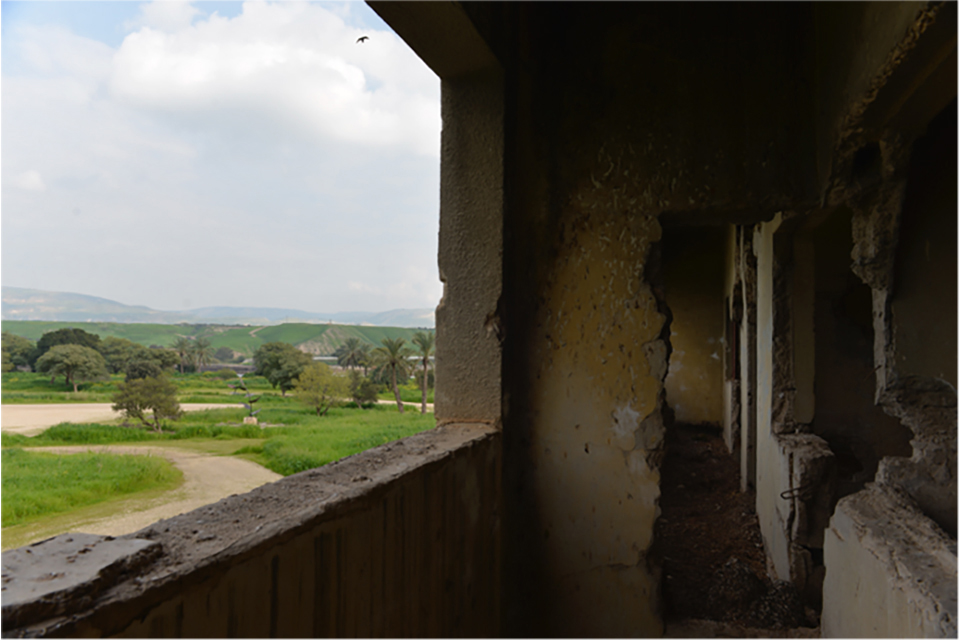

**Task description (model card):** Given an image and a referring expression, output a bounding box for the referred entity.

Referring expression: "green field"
[2,320,426,356]
[3,403,436,476]
[2,448,183,527]
[1,367,435,541]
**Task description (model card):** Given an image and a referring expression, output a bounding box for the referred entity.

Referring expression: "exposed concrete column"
[367,1,506,427]
[739,226,758,492]
[722,223,742,463]
[435,70,504,425]
[753,215,836,594]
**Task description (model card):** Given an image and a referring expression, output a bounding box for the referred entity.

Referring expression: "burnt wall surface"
[662,226,725,425]
[488,3,820,636]
[3,425,501,638]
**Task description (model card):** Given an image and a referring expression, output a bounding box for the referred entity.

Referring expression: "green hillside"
[1,321,428,357]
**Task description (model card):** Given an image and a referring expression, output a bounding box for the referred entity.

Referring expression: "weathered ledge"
[2,422,501,638]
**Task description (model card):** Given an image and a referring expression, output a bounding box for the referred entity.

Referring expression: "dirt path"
[4,445,281,546]
[376,399,434,411]
[1,403,235,436]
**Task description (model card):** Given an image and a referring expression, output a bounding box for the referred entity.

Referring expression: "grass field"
[1,448,183,527]
[378,381,435,404]
[2,320,428,357]
[2,368,436,536]
[2,402,436,477]
[1,370,284,404]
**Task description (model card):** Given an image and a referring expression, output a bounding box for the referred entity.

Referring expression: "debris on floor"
[654,423,820,636]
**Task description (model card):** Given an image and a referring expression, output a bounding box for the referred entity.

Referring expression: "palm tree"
[411,331,435,414]
[372,337,413,413]
[357,342,373,376]
[191,337,215,373]
[172,336,192,374]
[336,338,368,370]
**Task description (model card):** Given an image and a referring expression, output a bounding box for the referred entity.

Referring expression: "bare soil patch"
[1,403,235,436]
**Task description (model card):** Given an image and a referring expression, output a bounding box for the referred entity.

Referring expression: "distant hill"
[1,286,434,329]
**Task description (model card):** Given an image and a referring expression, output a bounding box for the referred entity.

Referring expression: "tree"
[148,347,181,371]
[214,346,235,363]
[31,328,102,369]
[411,331,435,414]
[172,336,192,374]
[348,369,380,409]
[372,337,413,413]
[334,338,370,371]
[99,337,180,375]
[112,376,181,433]
[254,342,314,396]
[99,336,146,374]
[1,332,34,371]
[191,337,215,373]
[293,363,349,416]
[35,345,108,392]
[125,359,163,381]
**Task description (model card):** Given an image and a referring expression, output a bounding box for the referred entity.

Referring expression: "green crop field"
[2,320,429,356]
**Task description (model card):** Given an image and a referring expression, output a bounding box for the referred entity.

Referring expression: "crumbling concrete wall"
[662,227,725,426]
[753,214,837,602]
[491,4,819,635]
[810,207,913,497]
[814,2,957,635]
[722,223,742,461]
[823,485,957,638]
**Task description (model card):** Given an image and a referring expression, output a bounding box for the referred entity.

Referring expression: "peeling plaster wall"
[662,227,725,425]
[492,4,818,634]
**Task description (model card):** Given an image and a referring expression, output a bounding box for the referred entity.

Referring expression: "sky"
[1,0,442,313]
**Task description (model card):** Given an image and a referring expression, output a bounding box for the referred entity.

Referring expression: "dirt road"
[1,403,235,436]
[4,444,281,546]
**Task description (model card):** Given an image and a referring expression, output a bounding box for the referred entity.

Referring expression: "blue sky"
[1,1,440,313]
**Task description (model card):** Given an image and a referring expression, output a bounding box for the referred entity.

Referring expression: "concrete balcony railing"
[2,423,501,638]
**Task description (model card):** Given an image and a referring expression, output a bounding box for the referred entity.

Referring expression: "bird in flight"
[357,36,369,44]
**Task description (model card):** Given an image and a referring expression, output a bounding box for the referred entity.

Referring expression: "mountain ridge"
[1,286,435,329]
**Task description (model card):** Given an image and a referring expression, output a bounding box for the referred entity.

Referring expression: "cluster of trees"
[1,329,183,392]
[1,329,245,388]
[2,327,437,421]
[255,331,436,416]
[171,336,215,373]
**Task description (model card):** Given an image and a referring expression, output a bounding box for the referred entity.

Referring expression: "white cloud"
[1,3,442,314]
[7,170,46,191]
[125,1,201,33]
[110,1,440,156]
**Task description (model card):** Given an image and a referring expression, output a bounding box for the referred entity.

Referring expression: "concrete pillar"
[435,70,504,426]
[740,226,758,491]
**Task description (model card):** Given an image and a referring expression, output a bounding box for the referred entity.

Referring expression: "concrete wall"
[810,208,912,497]
[891,101,957,389]
[662,227,725,426]
[484,4,823,633]
[4,425,501,638]
[823,486,957,638]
